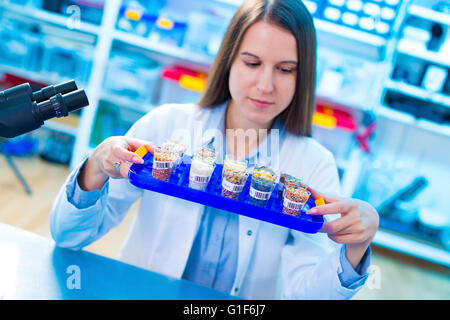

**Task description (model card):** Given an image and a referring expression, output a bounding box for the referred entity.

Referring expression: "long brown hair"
[198,0,317,137]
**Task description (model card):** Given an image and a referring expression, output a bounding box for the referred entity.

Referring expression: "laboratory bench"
[0,222,239,300]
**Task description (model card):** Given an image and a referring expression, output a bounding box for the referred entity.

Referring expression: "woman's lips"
[249,98,274,109]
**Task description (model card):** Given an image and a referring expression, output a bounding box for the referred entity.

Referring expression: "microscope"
[0,79,89,138]
[0,80,89,194]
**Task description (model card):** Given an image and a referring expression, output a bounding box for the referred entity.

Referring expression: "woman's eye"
[244,61,260,67]
[279,67,295,74]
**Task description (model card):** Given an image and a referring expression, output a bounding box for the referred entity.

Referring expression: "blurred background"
[0,0,449,299]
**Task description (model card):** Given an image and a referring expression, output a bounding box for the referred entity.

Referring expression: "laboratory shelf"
[407,4,450,27]
[43,121,78,136]
[113,31,215,68]
[384,79,450,107]
[373,229,450,267]
[314,19,387,48]
[0,1,100,35]
[0,64,89,91]
[316,93,373,112]
[1,65,63,87]
[396,39,450,69]
[100,93,156,114]
[375,104,450,138]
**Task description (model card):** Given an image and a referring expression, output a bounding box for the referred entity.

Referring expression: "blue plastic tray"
[129,153,323,233]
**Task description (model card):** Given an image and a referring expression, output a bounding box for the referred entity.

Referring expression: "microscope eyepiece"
[37,89,89,121]
[0,80,89,138]
[62,89,89,113]
[31,80,78,103]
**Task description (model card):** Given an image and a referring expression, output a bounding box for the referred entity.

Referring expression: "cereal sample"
[189,158,215,191]
[248,166,276,207]
[282,186,311,216]
[152,147,177,181]
[221,156,248,200]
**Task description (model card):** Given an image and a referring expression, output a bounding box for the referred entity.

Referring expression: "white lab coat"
[50,102,363,300]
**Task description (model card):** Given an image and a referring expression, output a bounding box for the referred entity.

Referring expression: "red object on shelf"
[0,73,47,90]
[161,65,206,82]
[314,98,357,132]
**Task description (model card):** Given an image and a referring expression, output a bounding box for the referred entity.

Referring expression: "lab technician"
[50,0,379,299]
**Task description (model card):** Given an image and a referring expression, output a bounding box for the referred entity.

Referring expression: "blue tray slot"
[129,152,323,233]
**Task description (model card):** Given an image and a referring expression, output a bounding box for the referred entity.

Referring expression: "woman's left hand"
[306,187,379,269]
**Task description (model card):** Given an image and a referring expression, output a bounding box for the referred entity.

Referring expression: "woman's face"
[228,20,298,128]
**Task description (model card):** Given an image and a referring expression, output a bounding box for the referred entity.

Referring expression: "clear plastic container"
[183,11,230,56]
[161,140,187,167]
[158,80,202,105]
[248,166,277,207]
[221,155,248,200]
[0,28,30,69]
[40,38,93,84]
[103,54,162,105]
[189,158,215,191]
[152,147,177,182]
[283,186,311,217]
[189,138,217,191]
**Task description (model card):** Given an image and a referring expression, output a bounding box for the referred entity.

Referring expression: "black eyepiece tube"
[36,89,89,122]
[32,80,78,103]
[62,89,89,113]
[55,80,78,97]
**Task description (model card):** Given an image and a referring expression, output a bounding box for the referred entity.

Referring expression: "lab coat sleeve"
[49,160,142,250]
[281,149,367,299]
[49,106,169,250]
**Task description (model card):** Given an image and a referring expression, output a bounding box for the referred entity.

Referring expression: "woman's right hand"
[77,136,155,191]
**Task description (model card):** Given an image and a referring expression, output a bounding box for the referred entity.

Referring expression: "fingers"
[119,161,131,179]
[125,137,156,155]
[319,213,358,235]
[306,199,352,216]
[328,233,366,244]
[307,186,342,203]
[113,146,144,164]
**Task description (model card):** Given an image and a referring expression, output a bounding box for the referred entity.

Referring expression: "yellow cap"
[179,74,206,92]
[156,17,174,30]
[125,9,141,21]
[135,145,148,158]
[312,112,337,129]
[315,197,325,206]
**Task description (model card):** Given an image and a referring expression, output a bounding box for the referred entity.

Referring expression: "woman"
[50,0,379,299]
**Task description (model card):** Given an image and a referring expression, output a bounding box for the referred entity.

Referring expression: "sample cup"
[278,173,293,198]
[282,186,311,216]
[282,176,307,198]
[221,155,248,200]
[248,166,276,207]
[152,147,177,181]
[193,148,216,163]
[161,140,187,167]
[189,158,215,191]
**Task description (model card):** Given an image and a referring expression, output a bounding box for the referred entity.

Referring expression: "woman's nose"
[256,68,274,94]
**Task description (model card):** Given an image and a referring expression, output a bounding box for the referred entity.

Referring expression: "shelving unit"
[1,1,100,35]
[0,0,449,266]
[113,30,214,68]
[407,4,450,27]
[396,39,450,68]
[385,79,450,106]
[370,1,450,266]
[374,229,450,267]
